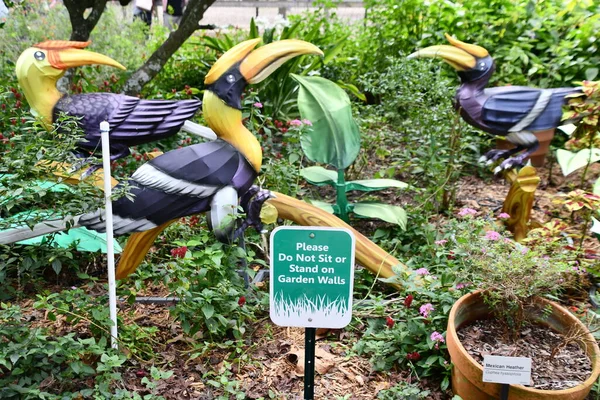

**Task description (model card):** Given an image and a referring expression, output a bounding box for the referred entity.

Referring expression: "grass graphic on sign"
[272,292,349,320]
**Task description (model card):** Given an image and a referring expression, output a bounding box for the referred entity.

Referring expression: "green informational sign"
[270,226,355,329]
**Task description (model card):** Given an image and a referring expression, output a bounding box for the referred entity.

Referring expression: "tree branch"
[63,0,109,42]
[122,0,217,95]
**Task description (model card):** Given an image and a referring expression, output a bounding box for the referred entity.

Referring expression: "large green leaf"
[300,166,337,186]
[556,148,600,176]
[307,200,336,214]
[292,75,361,169]
[352,203,407,229]
[345,179,408,192]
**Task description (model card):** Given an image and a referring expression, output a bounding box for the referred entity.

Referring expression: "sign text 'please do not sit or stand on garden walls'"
[269,226,355,329]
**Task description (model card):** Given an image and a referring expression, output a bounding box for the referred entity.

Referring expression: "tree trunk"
[122,0,217,96]
[63,0,109,42]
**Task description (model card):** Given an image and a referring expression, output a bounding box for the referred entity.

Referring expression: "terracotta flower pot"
[447,291,600,400]
[495,129,555,167]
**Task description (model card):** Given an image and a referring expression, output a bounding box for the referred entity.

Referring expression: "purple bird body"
[54,93,200,159]
[410,36,583,171]
[79,140,257,235]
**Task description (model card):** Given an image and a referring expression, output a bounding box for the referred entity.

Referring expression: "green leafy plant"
[377,380,431,400]
[559,80,600,192]
[354,265,458,386]
[448,210,583,341]
[292,74,408,227]
[0,301,127,399]
[147,227,263,340]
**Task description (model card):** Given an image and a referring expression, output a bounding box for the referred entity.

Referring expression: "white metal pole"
[100,121,118,349]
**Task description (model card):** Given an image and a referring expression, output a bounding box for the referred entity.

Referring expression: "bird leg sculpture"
[501,166,541,241]
[232,186,274,240]
[409,34,580,173]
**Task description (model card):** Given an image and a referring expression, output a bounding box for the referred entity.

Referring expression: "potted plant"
[443,213,600,399]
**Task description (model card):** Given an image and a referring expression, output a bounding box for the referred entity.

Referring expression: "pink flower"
[458,208,477,217]
[415,268,430,276]
[253,102,263,108]
[419,303,434,318]
[435,239,448,246]
[289,119,302,126]
[455,282,469,289]
[430,331,445,343]
[484,230,501,241]
[302,119,312,126]
[498,212,510,219]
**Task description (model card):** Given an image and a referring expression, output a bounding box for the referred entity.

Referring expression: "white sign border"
[269,226,356,329]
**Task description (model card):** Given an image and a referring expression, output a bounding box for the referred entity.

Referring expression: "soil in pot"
[457,318,593,391]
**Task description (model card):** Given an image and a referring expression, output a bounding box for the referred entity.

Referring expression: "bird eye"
[226,74,235,83]
[34,51,45,61]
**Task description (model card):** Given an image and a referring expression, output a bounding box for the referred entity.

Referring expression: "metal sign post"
[100,121,118,349]
[270,226,355,399]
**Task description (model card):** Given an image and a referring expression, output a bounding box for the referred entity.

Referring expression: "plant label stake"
[482,355,532,399]
[270,227,355,399]
[100,121,118,349]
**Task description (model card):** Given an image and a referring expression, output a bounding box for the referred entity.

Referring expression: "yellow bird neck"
[18,70,63,130]
[203,90,262,172]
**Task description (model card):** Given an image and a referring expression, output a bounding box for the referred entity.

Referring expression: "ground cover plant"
[1,0,599,398]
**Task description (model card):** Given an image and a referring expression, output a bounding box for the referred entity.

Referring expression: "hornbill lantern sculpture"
[16,41,215,163]
[408,34,580,172]
[79,39,323,242]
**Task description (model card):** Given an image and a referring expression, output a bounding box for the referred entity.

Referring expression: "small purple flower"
[415,268,430,276]
[498,212,510,219]
[435,239,448,246]
[253,102,263,108]
[302,119,312,126]
[521,247,530,255]
[455,282,469,290]
[430,331,445,343]
[289,119,302,126]
[458,208,477,217]
[419,303,434,318]
[484,230,501,241]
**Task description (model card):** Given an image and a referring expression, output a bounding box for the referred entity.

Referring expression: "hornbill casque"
[79,39,323,242]
[408,34,581,172]
[16,40,216,165]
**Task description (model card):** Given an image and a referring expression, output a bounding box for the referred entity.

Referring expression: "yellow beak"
[408,34,489,71]
[408,45,477,71]
[204,38,323,86]
[240,39,324,84]
[49,47,126,71]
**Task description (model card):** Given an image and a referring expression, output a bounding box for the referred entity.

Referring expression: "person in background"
[163,0,185,30]
[0,1,8,21]
[133,0,152,27]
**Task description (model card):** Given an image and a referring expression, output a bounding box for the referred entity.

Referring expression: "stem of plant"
[579,129,594,188]
[441,110,462,212]
[336,168,349,223]
[579,210,591,251]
